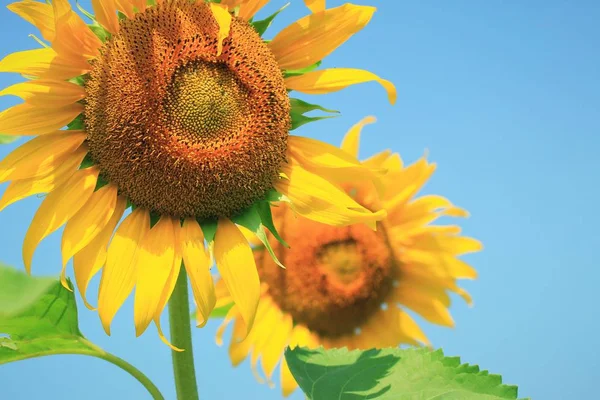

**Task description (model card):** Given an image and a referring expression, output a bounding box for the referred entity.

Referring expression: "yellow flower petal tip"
[209,3,232,56]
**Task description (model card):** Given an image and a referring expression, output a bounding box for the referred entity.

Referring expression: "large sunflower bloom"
[0,0,394,346]
[215,117,482,396]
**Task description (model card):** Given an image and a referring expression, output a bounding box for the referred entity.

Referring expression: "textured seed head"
[84,0,290,219]
[259,209,394,337]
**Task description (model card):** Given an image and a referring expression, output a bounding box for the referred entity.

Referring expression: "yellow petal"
[0,48,88,79]
[260,311,292,380]
[134,217,177,336]
[73,195,126,309]
[396,308,430,346]
[8,1,56,42]
[269,4,375,70]
[181,218,216,328]
[209,3,232,57]
[52,0,102,65]
[62,184,119,269]
[0,80,85,107]
[393,283,454,327]
[0,103,83,136]
[275,161,386,228]
[91,0,119,34]
[340,116,376,158]
[153,222,184,351]
[98,208,150,335]
[23,167,99,274]
[0,147,87,211]
[238,0,269,20]
[285,68,396,105]
[288,135,383,186]
[303,0,325,13]
[214,219,260,336]
[115,0,135,18]
[0,131,86,183]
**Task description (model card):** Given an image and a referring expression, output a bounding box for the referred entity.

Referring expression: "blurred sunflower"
[0,0,394,345]
[214,117,482,396]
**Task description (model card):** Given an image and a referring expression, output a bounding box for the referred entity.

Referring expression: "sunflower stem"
[168,269,200,400]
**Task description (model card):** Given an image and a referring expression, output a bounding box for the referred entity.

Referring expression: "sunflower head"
[215,117,482,396]
[0,0,396,345]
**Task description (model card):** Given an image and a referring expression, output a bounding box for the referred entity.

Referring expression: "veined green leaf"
[0,264,55,318]
[251,3,290,37]
[285,347,525,400]
[0,265,165,399]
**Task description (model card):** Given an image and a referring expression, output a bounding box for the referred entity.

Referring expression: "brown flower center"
[259,210,394,337]
[84,1,290,219]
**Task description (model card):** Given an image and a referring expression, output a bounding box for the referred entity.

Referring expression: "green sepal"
[291,111,338,131]
[67,114,85,130]
[289,97,339,131]
[283,61,322,78]
[78,152,95,170]
[149,212,161,228]
[251,3,290,37]
[189,301,233,321]
[76,1,111,42]
[117,11,127,21]
[89,24,111,42]
[94,174,110,191]
[199,219,218,243]
[256,201,289,248]
[265,188,291,204]
[147,0,157,6]
[76,1,95,20]
[69,75,87,87]
[290,98,339,115]
[0,135,19,145]
[232,205,285,269]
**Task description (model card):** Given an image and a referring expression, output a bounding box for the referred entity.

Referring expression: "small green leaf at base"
[289,98,340,131]
[285,346,525,400]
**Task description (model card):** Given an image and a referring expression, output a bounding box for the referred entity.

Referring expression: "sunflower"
[0,0,394,346]
[214,117,482,396]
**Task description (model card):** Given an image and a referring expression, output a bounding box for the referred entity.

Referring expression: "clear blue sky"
[1,1,598,399]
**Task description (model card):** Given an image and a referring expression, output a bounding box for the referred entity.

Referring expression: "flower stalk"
[168,269,200,400]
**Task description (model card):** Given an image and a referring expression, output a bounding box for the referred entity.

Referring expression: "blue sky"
[1,0,599,399]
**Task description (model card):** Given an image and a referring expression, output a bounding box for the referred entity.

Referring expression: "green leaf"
[284,61,322,78]
[0,265,165,399]
[251,3,290,36]
[285,347,524,400]
[0,135,18,145]
[0,266,96,364]
[0,264,55,318]
[232,205,285,268]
